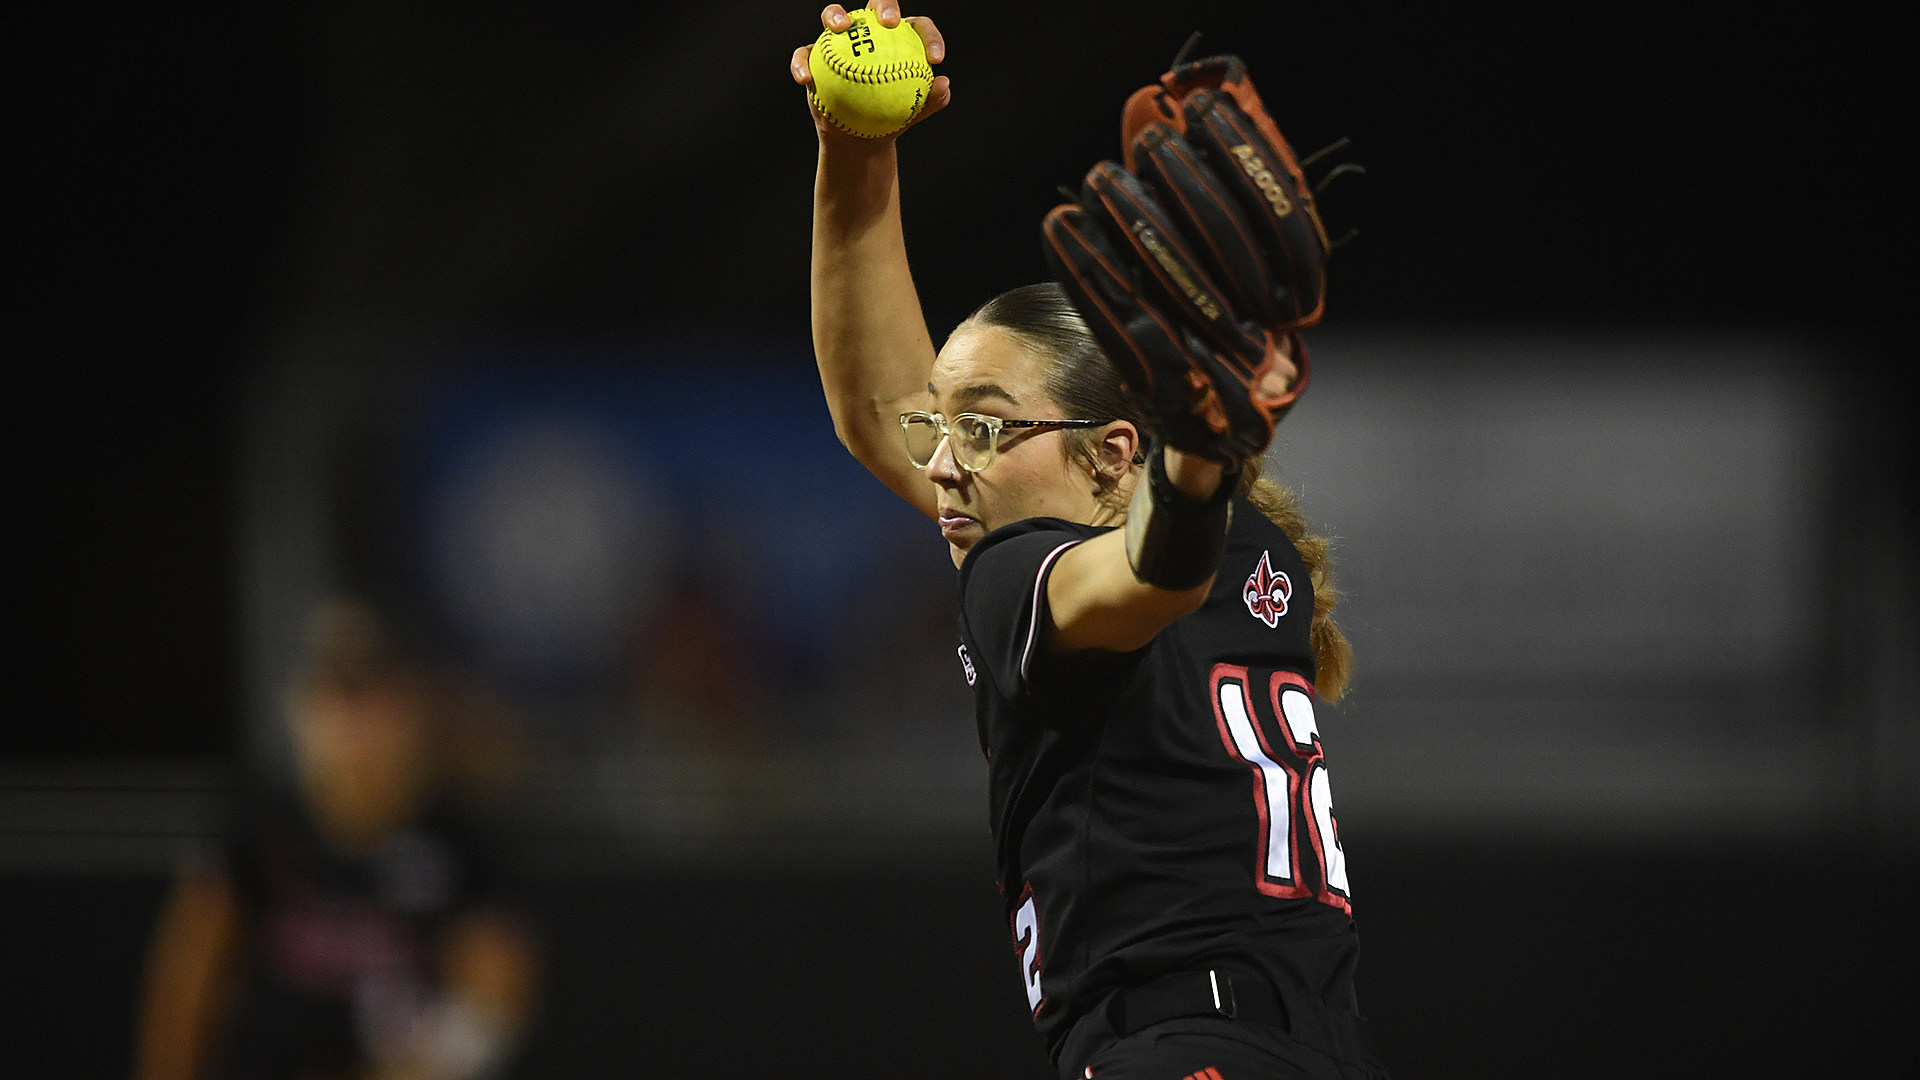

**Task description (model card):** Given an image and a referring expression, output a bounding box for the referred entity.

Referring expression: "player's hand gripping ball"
[808,8,934,138]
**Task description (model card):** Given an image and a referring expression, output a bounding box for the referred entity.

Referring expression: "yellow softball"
[808,9,934,139]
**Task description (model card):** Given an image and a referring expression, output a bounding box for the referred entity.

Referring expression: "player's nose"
[925,431,966,486]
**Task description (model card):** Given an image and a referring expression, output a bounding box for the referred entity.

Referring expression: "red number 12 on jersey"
[1210,664,1352,916]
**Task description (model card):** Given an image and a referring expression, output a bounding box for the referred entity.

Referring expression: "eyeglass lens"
[903,414,999,471]
[903,415,942,468]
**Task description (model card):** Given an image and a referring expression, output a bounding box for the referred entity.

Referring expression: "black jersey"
[956,496,1359,1058]
[207,794,494,1080]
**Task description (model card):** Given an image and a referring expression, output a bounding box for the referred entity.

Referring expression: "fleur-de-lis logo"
[1243,550,1293,628]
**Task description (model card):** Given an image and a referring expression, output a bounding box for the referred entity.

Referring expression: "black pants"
[1069,1016,1385,1080]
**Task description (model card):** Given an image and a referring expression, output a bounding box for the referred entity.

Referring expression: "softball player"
[794,5,1386,1077]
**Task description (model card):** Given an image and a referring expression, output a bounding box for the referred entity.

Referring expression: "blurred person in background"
[135,600,539,1080]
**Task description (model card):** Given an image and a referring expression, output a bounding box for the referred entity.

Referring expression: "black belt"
[1060,969,1379,1078]
[1107,968,1288,1035]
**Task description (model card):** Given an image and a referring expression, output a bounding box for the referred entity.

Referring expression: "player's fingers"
[791,45,813,85]
[903,15,945,63]
[1256,363,1295,400]
[820,5,850,32]
[890,75,951,135]
[916,74,952,121]
[866,2,902,29]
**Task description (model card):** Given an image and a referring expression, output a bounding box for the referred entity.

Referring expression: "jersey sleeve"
[956,523,1090,696]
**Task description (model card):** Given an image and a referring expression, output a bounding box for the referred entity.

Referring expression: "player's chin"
[942,523,983,566]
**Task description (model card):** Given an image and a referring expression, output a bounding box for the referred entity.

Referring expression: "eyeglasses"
[898,411,1108,473]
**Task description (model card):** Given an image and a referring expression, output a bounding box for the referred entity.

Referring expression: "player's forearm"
[811,141,938,492]
[1045,527,1214,654]
[1044,449,1226,653]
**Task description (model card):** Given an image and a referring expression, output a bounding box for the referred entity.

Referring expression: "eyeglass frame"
[897,410,1111,474]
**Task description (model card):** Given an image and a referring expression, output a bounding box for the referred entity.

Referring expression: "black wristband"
[1124,441,1236,590]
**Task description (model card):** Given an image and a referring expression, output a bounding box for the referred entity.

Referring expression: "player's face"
[289,679,434,851]
[925,325,1111,568]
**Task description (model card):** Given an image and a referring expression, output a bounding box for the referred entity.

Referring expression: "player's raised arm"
[794,3,951,518]
[1036,56,1326,656]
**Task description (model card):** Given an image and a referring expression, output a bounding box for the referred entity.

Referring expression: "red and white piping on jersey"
[1019,540,1083,685]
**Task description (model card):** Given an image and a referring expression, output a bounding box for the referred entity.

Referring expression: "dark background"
[10,1,1914,1076]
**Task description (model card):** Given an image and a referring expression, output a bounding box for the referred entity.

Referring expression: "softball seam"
[816,47,932,87]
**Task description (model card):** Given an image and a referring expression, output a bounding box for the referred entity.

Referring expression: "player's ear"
[1094,420,1141,482]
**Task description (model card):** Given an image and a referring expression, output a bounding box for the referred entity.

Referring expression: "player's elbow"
[836,423,895,478]
[834,401,911,473]
[827,413,860,454]
[820,391,885,454]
